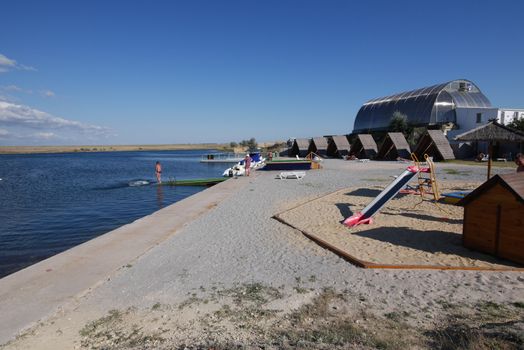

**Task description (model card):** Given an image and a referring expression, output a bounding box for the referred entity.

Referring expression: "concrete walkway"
[0,177,248,344]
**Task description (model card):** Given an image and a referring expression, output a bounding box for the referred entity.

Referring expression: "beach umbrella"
[454,120,524,180]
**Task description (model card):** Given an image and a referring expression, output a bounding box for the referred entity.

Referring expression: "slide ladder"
[343,165,428,227]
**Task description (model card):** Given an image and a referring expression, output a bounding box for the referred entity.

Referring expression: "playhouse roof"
[312,136,328,150]
[377,132,411,160]
[294,138,311,150]
[413,129,455,160]
[458,172,524,206]
[356,134,378,152]
[331,135,351,151]
[351,134,378,158]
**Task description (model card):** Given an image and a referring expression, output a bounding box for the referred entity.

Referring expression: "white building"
[498,108,524,125]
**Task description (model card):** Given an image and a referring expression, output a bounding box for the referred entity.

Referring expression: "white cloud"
[0,54,16,70]
[33,132,57,140]
[2,85,22,92]
[0,128,11,137]
[0,95,13,102]
[0,53,36,73]
[40,90,55,97]
[0,101,111,137]
[0,85,32,96]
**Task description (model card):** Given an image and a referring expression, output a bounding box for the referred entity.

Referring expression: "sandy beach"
[1,159,523,349]
[276,182,522,269]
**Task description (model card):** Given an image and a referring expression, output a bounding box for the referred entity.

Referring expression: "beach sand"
[277,182,521,269]
[1,159,523,349]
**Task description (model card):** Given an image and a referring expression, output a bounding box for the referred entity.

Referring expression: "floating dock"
[161,178,227,186]
[199,153,244,163]
[262,159,312,171]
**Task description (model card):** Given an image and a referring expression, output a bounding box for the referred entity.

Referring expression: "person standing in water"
[155,161,162,183]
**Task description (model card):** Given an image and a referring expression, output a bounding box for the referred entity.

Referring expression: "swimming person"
[155,161,162,183]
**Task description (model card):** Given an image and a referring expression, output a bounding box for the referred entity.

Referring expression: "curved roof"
[353,80,492,133]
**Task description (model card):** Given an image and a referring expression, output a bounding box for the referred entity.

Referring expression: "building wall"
[455,107,499,131]
[498,109,524,125]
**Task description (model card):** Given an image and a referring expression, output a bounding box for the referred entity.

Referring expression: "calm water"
[0,150,229,278]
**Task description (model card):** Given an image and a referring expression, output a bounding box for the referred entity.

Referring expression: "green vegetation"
[508,118,524,132]
[239,137,258,150]
[442,168,473,176]
[512,301,524,308]
[75,284,524,350]
[389,111,411,136]
[447,159,516,168]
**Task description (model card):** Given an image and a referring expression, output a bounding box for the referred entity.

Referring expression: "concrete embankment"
[0,176,248,344]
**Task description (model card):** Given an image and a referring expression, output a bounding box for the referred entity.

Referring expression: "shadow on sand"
[354,227,521,267]
[381,211,463,225]
[344,188,382,198]
[335,203,354,223]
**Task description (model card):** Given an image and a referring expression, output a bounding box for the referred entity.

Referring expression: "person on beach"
[155,161,162,183]
[515,153,524,172]
[244,154,251,176]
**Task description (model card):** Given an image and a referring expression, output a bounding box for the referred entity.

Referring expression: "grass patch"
[221,282,283,305]
[79,309,123,337]
[79,309,164,348]
[384,311,410,322]
[294,286,309,294]
[512,301,524,309]
[447,159,516,168]
[442,168,473,176]
[425,321,524,350]
[273,289,415,349]
[178,295,202,310]
[474,300,509,319]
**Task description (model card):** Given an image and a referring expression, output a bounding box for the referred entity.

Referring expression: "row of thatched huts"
[289,130,456,161]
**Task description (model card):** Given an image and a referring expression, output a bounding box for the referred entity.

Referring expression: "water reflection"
[156,184,164,209]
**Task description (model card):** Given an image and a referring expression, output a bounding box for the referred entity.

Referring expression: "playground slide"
[343,166,420,227]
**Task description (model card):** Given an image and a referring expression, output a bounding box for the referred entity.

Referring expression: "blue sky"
[1,0,523,146]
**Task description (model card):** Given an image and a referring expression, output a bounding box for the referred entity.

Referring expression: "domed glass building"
[353,79,498,134]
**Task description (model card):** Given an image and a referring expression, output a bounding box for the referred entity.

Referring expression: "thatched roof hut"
[327,135,351,158]
[455,121,524,179]
[377,132,411,160]
[351,134,378,159]
[413,130,455,161]
[308,136,329,157]
[454,120,524,142]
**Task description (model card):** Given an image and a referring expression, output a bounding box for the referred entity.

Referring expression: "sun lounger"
[276,171,306,179]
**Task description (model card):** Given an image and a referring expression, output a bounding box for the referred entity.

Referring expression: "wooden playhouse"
[308,136,329,157]
[327,135,351,158]
[457,173,524,265]
[351,134,378,159]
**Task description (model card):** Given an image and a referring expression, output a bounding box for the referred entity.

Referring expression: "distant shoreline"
[0,143,230,155]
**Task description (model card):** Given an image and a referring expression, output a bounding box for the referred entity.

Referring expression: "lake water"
[0,150,229,278]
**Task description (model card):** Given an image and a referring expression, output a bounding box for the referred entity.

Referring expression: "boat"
[222,151,265,177]
[161,178,227,186]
